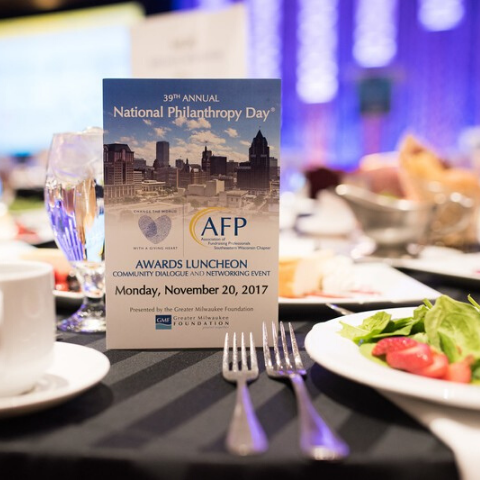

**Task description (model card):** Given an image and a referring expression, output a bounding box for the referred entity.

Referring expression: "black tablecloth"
[1,269,475,480]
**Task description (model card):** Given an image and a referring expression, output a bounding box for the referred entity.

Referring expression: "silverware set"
[222,322,349,460]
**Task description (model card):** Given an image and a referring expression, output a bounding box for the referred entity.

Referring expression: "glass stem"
[75,262,105,299]
[79,295,105,313]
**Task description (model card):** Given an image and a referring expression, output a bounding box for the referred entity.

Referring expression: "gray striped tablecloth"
[0,320,458,480]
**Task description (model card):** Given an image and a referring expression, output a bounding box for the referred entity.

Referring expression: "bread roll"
[279,250,354,298]
[398,134,480,246]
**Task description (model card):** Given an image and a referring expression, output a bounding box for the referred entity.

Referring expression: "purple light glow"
[296,0,338,104]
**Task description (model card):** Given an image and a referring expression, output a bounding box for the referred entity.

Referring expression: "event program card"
[103,79,281,348]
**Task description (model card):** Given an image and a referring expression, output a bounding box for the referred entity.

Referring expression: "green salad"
[339,295,480,384]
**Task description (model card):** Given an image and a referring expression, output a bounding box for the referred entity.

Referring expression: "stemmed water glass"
[45,127,105,333]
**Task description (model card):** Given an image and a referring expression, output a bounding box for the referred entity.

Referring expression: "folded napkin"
[382,391,480,480]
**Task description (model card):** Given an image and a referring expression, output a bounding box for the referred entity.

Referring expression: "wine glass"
[45,127,105,333]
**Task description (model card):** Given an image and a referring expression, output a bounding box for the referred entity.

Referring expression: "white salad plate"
[279,263,440,307]
[305,307,480,410]
[394,249,480,285]
[0,342,110,418]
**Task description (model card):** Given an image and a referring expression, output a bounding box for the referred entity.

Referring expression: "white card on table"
[103,79,281,348]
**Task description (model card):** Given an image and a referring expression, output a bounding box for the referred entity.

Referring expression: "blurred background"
[2,0,480,248]
[3,1,480,167]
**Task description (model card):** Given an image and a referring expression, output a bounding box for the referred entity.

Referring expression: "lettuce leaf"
[424,295,480,361]
[339,311,392,344]
[338,304,428,344]
[472,359,480,384]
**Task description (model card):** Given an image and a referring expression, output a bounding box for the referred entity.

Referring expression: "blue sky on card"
[103,79,281,165]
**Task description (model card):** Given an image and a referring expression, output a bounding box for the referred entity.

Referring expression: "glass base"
[57,298,106,333]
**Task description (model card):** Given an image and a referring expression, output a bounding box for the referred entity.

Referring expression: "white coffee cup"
[0,261,56,397]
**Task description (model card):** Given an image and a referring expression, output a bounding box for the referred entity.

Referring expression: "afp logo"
[190,207,247,246]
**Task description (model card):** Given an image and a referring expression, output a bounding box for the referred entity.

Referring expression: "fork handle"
[226,378,268,456]
[289,373,349,460]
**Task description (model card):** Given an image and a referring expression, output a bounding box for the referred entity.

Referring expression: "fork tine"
[262,322,273,371]
[240,332,247,371]
[271,322,282,369]
[249,332,258,373]
[232,332,238,372]
[223,332,230,373]
[279,322,293,369]
[288,322,304,370]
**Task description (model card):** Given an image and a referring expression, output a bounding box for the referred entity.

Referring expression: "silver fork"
[263,321,349,460]
[222,332,268,456]
[326,303,354,317]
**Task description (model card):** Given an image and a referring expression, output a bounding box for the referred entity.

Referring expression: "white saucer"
[0,342,110,418]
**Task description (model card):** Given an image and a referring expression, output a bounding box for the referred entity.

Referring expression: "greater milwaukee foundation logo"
[189,207,247,247]
[155,315,172,330]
